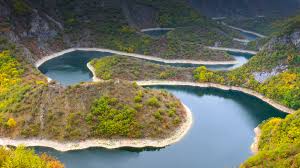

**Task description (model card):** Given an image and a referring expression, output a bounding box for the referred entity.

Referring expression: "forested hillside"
[189,0,300,17]
[241,110,300,167]
[191,14,300,167]
[194,15,300,110]
[0,0,244,62]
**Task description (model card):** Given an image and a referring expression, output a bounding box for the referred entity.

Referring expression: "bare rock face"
[253,65,288,83]
[263,29,300,51]
[291,31,300,49]
[122,0,158,29]
[29,10,57,41]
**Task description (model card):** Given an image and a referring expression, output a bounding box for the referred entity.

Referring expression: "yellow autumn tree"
[6,118,17,128]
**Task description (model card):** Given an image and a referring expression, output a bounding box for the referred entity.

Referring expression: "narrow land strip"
[140,28,175,32]
[207,47,258,55]
[35,48,238,68]
[222,22,267,38]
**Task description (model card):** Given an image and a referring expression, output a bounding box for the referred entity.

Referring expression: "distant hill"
[189,0,300,17]
[0,0,241,63]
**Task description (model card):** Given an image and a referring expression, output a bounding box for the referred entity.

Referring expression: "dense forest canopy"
[189,0,300,17]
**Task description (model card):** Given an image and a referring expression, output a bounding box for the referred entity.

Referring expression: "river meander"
[38,50,253,86]
[35,39,287,167]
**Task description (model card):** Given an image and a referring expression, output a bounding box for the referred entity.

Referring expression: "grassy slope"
[90,55,194,81]
[16,81,186,140]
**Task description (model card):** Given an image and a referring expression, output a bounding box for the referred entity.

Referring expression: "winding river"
[35,47,288,167]
[38,50,253,86]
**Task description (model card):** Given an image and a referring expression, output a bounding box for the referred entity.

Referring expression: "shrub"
[153,110,163,120]
[136,90,144,97]
[134,96,142,103]
[6,118,16,128]
[132,82,138,88]
[0,146,64,168]
[193,66,214,82]
[41,153,64,168]
[167,108,176,117]
[159,71,175,79]
[87,96,141,137]
[147,97,160,107]
[173,116,181,125]
[12,0,31,15]
[134,103,143,110]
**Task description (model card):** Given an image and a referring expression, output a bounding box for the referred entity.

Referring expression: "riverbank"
[86,62,102,82]
[250,127,261,154]
[34,48,238,68]
[141,28,175,32]
[207,47,258,55]
[233,38,250,43]
[0,103,193,152]
[222,22,266,38]
[136,81,294,114]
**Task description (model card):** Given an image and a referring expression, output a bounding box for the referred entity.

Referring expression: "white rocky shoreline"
[207,46,258,55]
[140,27,175,32]
[34,48,238,68]
[136,81,294,114]
[0,103,193,152]
[222,22,267,38]
[86,62,102,82]
[250,127,261,154]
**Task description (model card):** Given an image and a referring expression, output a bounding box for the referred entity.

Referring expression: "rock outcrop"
[263,29,300,51]
[253,65,288,83]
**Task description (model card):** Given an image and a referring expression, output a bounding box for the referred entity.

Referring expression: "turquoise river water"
[36,50,287,168]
